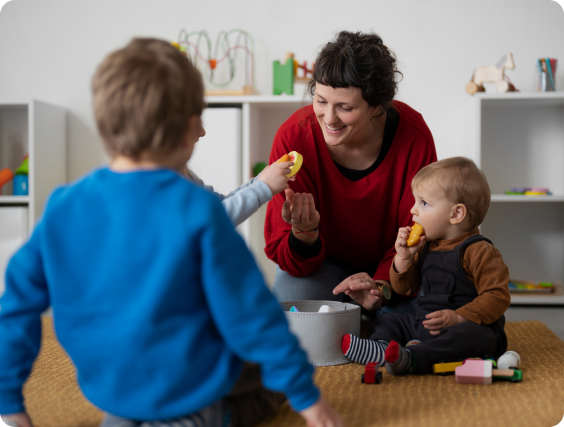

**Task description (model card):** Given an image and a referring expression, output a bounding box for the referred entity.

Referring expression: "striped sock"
[341,334,388,366]
[385,340,415,375]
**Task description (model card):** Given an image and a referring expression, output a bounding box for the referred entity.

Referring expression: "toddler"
[335,157,510,374]
[0,38,342,427]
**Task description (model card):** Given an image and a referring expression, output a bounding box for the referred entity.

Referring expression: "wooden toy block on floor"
[455,359,515,384]
[361,362,382,384]
[433,361,464,375]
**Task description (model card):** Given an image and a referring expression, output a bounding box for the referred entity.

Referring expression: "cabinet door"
[0,207,29,297]
[189,108,242,194]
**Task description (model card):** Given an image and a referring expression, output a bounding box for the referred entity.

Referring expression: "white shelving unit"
[468,92,564,305]
[0,100,66,227]
[205,95,306,286]
[0,100,66,295]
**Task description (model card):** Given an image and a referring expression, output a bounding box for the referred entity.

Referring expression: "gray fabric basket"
[281,300,361,367]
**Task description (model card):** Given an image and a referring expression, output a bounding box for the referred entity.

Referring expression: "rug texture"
[21,317,564,427]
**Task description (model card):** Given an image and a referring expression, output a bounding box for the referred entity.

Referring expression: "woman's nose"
[324,107,337,125]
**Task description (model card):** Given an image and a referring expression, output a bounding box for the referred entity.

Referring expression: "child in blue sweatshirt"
[0,38,342,427]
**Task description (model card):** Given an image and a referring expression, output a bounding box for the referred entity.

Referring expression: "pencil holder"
[536,58,557,91]
[281,300,361,366]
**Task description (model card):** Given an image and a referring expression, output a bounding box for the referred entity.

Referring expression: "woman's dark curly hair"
[307,31,402,117]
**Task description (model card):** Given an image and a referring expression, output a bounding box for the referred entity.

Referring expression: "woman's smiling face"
[313,83,380,148]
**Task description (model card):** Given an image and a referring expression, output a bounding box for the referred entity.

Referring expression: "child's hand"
[394,226,425,274]
[1,412,34,427]
[299,397,344,427]
[332,273,384,311]
[423,309,466,336]
[258,162,295,196]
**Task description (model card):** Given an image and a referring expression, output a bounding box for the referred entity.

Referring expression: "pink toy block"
[455,359,514,384]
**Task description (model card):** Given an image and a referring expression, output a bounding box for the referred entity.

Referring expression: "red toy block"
[361,362,382,384]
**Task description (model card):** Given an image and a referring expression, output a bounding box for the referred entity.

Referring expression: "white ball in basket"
[318,305,336,313]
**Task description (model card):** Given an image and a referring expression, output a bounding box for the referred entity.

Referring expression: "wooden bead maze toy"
[176,29,256,96]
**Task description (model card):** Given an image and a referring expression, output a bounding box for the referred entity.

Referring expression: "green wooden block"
[273,59,294,95]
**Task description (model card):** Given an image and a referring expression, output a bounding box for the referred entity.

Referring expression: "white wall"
[0,0,563,181]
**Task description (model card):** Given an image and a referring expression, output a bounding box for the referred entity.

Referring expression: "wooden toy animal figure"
[466,53,516,95]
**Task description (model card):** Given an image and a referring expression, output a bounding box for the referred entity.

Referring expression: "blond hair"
[92,38,204,160]
[411,157,491,229]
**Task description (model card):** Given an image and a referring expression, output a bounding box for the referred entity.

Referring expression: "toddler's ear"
[450,204,467,225]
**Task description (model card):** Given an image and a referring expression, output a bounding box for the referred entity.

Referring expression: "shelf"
[474,91,564,107]
[206,94,307,106]
[510,283,564,305]
[491,194,564,202]
[469,93,564,305]
[0,196,29,204]
[510,294,564,305]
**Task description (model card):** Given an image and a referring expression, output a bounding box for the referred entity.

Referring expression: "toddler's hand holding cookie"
[394,224,425,273]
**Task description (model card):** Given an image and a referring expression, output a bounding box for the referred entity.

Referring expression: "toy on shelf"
[273,52,314,95]
[465,53,517,95]
[537,58,557,92]
[361,362,383,384]
[508,279,554,293]
[504,187,552,196]
[13,155,29,196]
[176,29,256,96]
[455,359,522,384]
[0,168,14,194]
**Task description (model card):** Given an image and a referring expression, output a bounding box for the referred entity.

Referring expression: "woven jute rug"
[22,317,564,427]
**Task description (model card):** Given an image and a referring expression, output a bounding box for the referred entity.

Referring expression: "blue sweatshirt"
[0,167,318,419]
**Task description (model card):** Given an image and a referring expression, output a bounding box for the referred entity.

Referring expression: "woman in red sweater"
[265,31,437,312]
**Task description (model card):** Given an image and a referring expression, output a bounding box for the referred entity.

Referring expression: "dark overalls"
[369,235,508,374]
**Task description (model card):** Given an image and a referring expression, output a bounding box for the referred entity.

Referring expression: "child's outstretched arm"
[196,161,293,227]
[257,161,293,196]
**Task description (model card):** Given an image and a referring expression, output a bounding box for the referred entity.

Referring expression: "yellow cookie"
[407,223,424,247]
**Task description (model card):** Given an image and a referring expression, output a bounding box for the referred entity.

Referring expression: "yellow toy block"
[433,361,464,375]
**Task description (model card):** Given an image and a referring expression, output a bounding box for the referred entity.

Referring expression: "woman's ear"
[450,204,467,225]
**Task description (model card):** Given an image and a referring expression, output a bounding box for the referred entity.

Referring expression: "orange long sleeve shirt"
[390,229,511,325]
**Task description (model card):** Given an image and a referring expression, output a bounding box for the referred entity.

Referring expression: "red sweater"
[264,102,437,281]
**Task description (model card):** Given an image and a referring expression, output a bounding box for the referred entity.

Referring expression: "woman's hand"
[332,273,385,311]
[394,226,425,274]
[281,189,320,244]
[258,161,295,196]
[1,412,34,427]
